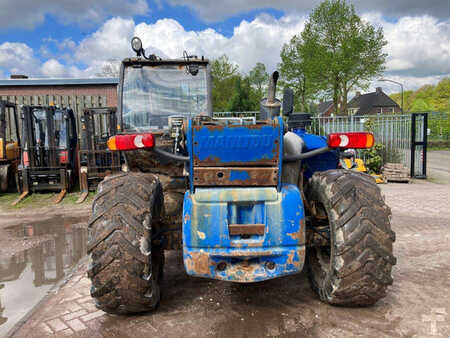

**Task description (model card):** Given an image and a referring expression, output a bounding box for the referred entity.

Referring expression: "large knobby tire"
[87,172,164,314]
[306,170,396,306]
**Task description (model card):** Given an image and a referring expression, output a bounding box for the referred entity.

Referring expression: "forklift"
[77,107,121,203]
[0,101,20,193]
[14,106,77,205]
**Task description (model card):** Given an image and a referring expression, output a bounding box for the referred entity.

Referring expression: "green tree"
[391,90,415,112]
[433,78,450,112]
[211,55,240,111]
[410,99,431,112]
[300,0,387,115]
[227,77,256,112]
[248,62,268,102]
[279,35,321,112]
[390,78,450,113]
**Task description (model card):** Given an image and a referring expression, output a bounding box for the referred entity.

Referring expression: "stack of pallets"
[383,163,410,183]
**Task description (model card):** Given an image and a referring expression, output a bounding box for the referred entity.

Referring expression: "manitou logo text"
[196,135,276,149]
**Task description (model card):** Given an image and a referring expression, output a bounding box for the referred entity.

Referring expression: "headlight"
[131,37,143,54]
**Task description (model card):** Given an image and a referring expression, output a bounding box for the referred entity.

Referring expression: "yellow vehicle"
[340,149,386,184]
[0,101,20,192]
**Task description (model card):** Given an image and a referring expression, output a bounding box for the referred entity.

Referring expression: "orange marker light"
[107,136,117,151]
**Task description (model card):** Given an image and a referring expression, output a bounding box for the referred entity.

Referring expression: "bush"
[361,143,385,174]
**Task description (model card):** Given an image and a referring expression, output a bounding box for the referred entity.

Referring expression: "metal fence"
[309,114,426,177]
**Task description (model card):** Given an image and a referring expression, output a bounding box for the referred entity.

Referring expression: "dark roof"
[348,89,399,114]
[317,100,334,115]
[0,78,118,86]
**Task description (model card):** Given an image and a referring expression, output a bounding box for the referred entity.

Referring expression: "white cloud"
[364,14,450,78]
[133,14,306,73]
[41,59,69,77]
[1,13,449,93]
[75,17,136,65]
[0,0,149,29]
[0,43,85,79]
[0,42,41,76]
[167,0,450,22]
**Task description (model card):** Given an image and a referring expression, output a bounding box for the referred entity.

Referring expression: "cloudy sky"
[0,0,449,93]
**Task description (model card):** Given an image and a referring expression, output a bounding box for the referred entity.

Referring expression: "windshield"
[32,109,67,149]
[122,64,208,131]
[32,109,48,148]
[54,110,67,149]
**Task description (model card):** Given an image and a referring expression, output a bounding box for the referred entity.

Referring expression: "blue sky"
[0,0,449,92]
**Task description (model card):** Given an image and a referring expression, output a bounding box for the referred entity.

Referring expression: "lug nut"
[265,261,276,270]
[217,262,227,271]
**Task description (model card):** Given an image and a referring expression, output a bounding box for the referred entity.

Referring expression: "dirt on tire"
[306,169,396,306]
[87,172,164,314]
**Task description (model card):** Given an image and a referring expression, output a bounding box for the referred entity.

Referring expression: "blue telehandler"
[87,37,396,314]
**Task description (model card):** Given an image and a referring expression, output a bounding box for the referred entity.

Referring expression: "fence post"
[411,114,416,177]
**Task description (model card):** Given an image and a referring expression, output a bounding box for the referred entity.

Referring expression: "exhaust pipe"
[267,71,279,104]
[260,71,281,120]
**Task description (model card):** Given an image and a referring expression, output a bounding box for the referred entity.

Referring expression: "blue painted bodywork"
[182,185,305,282]
[293,128,339,179]
[189,117,283,191]
[182,117,305,282]
[192,123,280,164]
[293,128,328,151]
[229,170,250,181]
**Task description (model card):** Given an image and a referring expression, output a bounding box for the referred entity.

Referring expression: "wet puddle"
[0,215,88,336]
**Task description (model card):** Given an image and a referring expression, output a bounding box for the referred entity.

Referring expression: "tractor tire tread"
[306,169,396,306]
[87,172,163,314]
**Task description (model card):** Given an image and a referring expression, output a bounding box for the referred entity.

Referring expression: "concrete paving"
[7,151,450,337]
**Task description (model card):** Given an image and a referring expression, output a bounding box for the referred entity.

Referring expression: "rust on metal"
[306,226,330,247]
[76,171,89,204]
[76,190,89,204]
[12,191,29,206]
[228,224,265,236]
[193,167,278,186]
[310,201,328,220]
[192,121,275,131]
[229,241,264,248]
[185,252,211,275]
[287,219,306,244]
[214,250,276,257]
[54,189,67,204]
[192,156,278,167]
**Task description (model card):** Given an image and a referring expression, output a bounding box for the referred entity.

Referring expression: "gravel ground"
[3,151,450,337]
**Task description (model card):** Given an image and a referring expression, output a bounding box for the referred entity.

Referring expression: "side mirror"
[282,88,294,117]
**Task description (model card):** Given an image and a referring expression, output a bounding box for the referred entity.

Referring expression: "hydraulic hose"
[283,146,331,163]
[153,145,331,163]
[152,147,190,162]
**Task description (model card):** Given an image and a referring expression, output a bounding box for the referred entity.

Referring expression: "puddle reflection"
[0,217,87,336]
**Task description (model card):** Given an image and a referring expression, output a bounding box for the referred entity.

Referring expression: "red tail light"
[59,150,68,164]
[23,151,29,166]
[107,133,154,151]
[328,132,374,149]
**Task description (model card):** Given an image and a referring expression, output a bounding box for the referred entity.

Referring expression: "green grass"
[428,146,450,151]
[0,191,95,210]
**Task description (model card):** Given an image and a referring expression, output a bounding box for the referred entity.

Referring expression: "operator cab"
[119,38,212,133]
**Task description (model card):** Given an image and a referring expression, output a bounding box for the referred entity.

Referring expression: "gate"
[411,113,428,178]
[310,113,428,178]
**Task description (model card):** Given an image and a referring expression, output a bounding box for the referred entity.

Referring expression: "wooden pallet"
[383,163,410,183]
